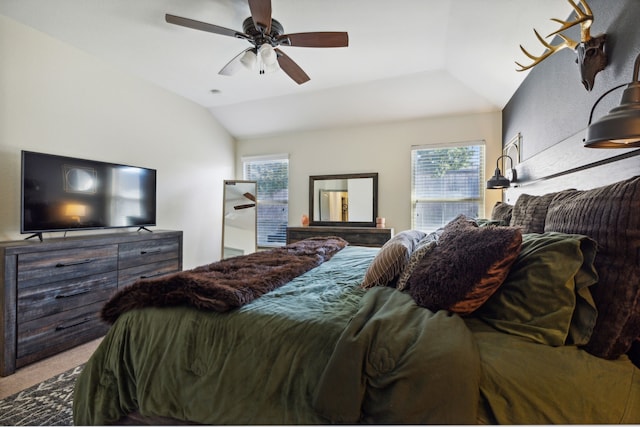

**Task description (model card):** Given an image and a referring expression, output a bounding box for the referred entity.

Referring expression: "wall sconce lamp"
[584,52,640,147]
[487,155,517,189]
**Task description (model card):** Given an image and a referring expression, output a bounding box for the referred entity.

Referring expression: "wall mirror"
[309,173,378,227]
[222,180,257,259]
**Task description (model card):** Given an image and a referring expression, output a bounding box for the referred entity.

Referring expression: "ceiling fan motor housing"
[242,17,284,46]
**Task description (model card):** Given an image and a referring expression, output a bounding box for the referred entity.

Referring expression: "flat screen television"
[21,150,157,240]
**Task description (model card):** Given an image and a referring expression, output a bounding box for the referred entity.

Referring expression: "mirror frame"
[309,172,378,227]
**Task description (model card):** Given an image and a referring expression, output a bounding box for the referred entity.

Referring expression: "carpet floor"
[0,365,83,426]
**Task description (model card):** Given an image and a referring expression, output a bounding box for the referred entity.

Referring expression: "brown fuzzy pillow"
[407,215,522,315]
[545,176,640,360]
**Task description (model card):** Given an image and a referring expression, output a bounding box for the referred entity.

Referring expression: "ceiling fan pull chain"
[257,45,265,74]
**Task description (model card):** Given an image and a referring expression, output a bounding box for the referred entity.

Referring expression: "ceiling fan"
[234,192,256,210]
[165,0,349,84]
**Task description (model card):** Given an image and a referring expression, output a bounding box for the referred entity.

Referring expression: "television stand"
[137,227,153,233]
[0,230,183,376]
[24,232,43,242]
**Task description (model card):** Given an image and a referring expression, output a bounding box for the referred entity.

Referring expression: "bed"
[73,145,640,425]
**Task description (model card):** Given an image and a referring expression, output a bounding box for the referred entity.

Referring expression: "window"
[411,142,485,233]
[242,154,289,247]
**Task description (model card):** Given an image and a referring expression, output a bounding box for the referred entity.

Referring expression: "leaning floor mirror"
[222,180,257,259]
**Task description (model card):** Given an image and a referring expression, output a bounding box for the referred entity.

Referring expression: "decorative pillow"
[406,215,522,315]
[490,201,513,225]
[544,176,640,359]
[475,232,598,347]
[509,190,575,233]
[395,232,439,291]
[361,230,426,288]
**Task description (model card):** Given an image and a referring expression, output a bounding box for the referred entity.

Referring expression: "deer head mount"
[516,0,607,91]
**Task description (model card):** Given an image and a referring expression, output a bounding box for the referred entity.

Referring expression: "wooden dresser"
[0,230,182,376]
[286,226,393,248]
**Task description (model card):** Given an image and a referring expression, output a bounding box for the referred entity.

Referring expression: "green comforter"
[73,246,640,425]
[73,246,478,424]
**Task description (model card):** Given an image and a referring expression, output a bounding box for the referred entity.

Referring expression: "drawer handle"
[140,249,162,255]
[56,317,92,330]
[56,289,91,299]
[55,258,93,268]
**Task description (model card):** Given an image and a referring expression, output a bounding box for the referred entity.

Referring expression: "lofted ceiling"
[0,0,574,139]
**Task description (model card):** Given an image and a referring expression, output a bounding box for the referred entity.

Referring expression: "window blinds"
[411,143,485,232]
[243,155,289,247]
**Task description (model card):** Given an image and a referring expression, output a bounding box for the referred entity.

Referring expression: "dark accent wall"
[503,0,640,159]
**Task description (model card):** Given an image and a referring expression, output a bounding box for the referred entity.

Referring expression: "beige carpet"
[0,338,102,399]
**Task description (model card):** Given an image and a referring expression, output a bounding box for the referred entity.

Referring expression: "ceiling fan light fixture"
[258,44,280,74]
[240,49,257,70]
[166,1,348,84]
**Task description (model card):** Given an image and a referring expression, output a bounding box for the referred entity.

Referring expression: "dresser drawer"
[118,238,180,269]
[17,245,118,287]
[16,300,108,364]
[17,272,117,324]
[118,258,181,288]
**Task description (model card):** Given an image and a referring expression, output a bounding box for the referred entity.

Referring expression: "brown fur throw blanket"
[101,237,348,324]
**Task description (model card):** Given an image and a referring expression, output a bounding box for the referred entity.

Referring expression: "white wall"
[0,15,235,268]
[236,112,503,233]
[347,178,372,222]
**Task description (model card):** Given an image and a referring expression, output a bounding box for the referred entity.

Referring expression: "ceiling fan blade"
[275,49,310,85]
[248,0,272,34]
[234,203,256,210]
[277,32,349,48]
[219,48,254,76]
[165,14,250,40]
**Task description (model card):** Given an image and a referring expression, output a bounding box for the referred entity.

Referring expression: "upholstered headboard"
[500,131,640,366]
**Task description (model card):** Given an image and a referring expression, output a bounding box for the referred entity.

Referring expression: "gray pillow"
[509,190,574,233]
[396,233,439,291]
[490,201,513,225]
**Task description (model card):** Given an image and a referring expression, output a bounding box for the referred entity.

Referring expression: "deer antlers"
[516,0,594,72]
